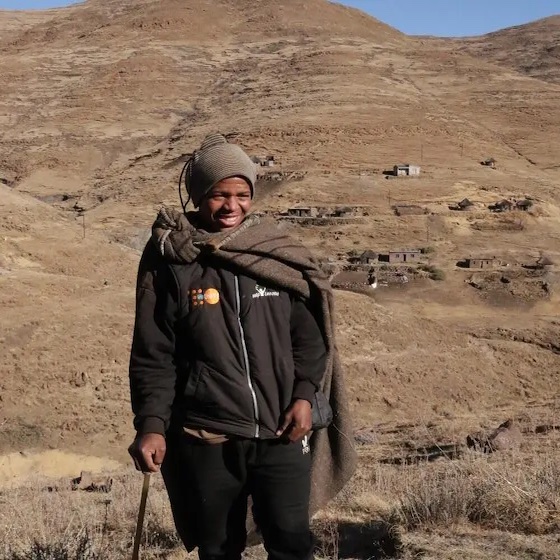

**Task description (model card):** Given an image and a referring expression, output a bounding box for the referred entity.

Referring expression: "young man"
[129,134,356,560]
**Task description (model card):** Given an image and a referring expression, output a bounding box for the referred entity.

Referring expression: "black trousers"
[161,434,313,560]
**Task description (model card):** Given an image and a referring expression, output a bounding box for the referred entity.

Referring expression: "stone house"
[388,249,421,264]
[359,250,378,265]
[287,207,317,218]
[250,155,275,167]
[393,163,421,176]
[490,200,514,212]
[466,257,496,269]
[457,198,474,211]
[516,199,533,211]
[481,158,497,168]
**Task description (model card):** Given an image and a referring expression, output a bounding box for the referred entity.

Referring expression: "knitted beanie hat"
[184,133,257,208]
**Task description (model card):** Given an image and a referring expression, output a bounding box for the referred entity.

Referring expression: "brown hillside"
[3,0,402,48]
[2,0,560,192]
[0,4,560,556]
[456,16,560,84]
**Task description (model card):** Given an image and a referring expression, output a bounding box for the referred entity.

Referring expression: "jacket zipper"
[234,275,260,438]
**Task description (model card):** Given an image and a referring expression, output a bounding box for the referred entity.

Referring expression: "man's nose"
[223,196,240,211]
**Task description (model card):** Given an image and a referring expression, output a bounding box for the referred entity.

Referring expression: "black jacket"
[129,243,327,439]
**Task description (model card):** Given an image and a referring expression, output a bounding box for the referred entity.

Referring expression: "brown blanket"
[153,207,357,517]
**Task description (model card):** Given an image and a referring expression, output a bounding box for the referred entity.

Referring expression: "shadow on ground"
[316,520,403,559]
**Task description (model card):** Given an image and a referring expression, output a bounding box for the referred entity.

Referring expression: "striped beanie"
[185,133,257,208]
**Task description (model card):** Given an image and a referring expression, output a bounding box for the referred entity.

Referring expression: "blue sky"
[0,0,81,8]
[1,0,558,37]
[0,0,82,9]
[339,0,559,36]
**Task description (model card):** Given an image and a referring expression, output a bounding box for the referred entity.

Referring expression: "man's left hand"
[276,399,312,442]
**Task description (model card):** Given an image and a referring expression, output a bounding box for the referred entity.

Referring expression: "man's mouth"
[216,214,241,227]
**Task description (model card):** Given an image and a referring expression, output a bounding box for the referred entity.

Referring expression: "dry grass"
[392,454,560,533]
[417,264,446,281]
[2,440,559,559]
[0,473,181,560]
[312,436,560,558]
[471,214,527,232]
[6,534,102,560]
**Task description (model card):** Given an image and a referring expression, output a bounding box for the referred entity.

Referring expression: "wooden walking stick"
[132,473,151,560]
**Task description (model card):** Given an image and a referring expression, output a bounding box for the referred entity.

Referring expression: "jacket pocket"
[183,363,254,425]
[184,362,204,398]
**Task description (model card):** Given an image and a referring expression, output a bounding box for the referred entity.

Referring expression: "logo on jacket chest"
[252,284,280,299]
[190,288,220,306]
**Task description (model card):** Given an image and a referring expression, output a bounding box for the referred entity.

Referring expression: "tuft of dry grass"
[2,435,559,559]
[6,532,102,560]
[394,453,560,534]
[329,440,560,540]
[0,472,182,560]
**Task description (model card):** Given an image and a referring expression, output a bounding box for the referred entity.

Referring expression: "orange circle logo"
[204,288,220,305]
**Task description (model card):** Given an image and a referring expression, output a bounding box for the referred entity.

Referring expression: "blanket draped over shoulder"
[151,207,358,519]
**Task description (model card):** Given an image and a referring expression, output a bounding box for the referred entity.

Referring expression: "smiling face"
[197,177,253,232]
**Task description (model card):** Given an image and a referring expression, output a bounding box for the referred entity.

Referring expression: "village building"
[516,199,533,211]
[490,199,514,213]
[456,198,474,211]
[466,257,496,269]
[393,163,421,177]
[393,204,427,216]
[250,155,276,167]
[287,206,318,218]
[359,250,378,265]
[388,249,421,264]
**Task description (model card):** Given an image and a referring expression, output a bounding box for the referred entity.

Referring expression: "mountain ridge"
[455,15,560,84]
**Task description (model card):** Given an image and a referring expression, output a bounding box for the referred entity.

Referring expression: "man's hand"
[276,399,312,442]
[128,433,166,473]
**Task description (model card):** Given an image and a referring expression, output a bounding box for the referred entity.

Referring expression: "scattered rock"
[71,471,113,493]
[466,419,522,452]
[535,424,560,434]
[70,371,89,388]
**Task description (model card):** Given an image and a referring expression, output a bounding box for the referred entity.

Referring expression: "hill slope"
[2,0,560,195]
[455,16,560,84]
[0,0,559,471]
[4,0,402,47]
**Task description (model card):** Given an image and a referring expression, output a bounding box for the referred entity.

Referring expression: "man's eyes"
[211,193,251,199]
